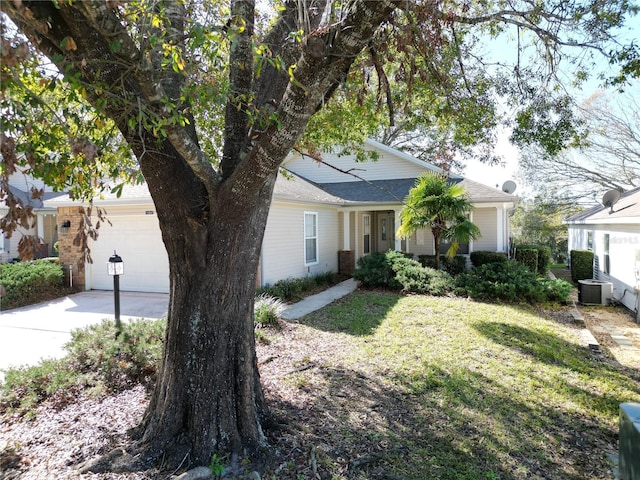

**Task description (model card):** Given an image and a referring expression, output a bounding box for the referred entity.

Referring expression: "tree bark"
[132,170,276,466]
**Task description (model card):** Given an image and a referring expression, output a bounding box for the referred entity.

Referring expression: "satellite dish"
[602,189,621,212]
[501,180,517,194]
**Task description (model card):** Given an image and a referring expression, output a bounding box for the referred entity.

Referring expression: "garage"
[87,210,170,293]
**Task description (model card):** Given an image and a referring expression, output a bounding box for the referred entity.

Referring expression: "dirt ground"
[579,303,640,370]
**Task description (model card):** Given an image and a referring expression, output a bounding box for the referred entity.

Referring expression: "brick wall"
[338,250,355,276]
[57,206,87,290]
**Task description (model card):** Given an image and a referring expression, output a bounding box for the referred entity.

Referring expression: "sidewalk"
[281,278,359,320]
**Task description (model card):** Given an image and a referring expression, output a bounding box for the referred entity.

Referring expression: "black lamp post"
[107,251,124,337]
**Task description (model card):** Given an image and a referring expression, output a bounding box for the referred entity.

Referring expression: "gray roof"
[565,187,640,224]
[42,170,517,209]
[274,170,345,205]
[2,186,66,210]
[310,176,517,205]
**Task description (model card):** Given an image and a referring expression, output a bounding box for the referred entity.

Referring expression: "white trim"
[304,211,319,266]
[363,214,371,255]
[394,209,402,251]
[343,210,351,250]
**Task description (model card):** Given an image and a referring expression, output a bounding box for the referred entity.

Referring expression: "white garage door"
[88,214,170,293]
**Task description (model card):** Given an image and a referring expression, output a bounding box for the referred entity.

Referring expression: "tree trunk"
[130,167,276,468]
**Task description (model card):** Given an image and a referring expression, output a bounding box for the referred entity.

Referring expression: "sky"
[460,9,639,197]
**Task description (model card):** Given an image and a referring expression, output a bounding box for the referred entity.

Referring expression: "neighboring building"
[0,172,65,262]
[565,187,640,314]
[44,139,518,293]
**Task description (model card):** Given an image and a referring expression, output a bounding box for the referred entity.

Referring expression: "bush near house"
[418,254,467,275]
[515,248,539,275]
[355,251,571,303]
[570,250,595,283]
[455,260,572,303]
[469,251,508,267]
[516,244,552,276]
[257,272,342,302]
[0,259,66,310]
[354,251,456,294]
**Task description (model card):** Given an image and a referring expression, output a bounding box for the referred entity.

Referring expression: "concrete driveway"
[0,291,168,382]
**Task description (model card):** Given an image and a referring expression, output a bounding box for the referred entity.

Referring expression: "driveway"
[0,291,168,382]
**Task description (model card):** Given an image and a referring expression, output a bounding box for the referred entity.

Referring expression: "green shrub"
[0,259,66,310]
[515,248,539,275]
[353,252,401,289]
[517,244,552,276]
[257,272,341,302]
[469,251,508,267]
[1,318,165,415]
[539,277,574,302]
[354,251,455,295]
[455,260,571,304]
[417,255,467,275]
[65,319,165,392]
[254,294,285,326]
[570,250,594,283]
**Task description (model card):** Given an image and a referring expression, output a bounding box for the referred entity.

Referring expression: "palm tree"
[398,172,481,269]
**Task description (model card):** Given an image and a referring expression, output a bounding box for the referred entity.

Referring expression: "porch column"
[343,210,350,250]
[394,209,402,251]
[36,214,44,241]
[496,207,504,252]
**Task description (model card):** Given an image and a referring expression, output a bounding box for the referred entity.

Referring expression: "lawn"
[259,291,640,479]
[2,290,639,479]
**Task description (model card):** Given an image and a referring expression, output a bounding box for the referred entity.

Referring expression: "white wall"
[568,224,640,313]
[284,145,428,183]
[472,208,497,251]
[261,202,339,286]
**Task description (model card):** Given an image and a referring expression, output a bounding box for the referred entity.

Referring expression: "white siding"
[284,145,428,183]
[0,222,36,261]
[261,202,339,286]
[568,225,591,252]
[473,207,497,251]
[405,228,435,257]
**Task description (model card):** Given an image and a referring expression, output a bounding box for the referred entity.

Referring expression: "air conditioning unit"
[578,279,613,305]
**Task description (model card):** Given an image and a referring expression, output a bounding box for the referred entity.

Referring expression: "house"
[565,187,640,315]
[0,172,65,262]
[44,139,518,293]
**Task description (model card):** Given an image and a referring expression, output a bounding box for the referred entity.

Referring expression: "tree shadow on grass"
[302,290,400,336]
[265,361,624,480]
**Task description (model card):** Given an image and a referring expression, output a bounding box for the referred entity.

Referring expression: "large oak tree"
[1,0,638,472]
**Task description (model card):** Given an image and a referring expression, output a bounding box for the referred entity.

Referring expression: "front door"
[378,212,395,252]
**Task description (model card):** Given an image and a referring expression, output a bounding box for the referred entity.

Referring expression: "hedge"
[517,244,552,276]
[469,251,508,267]
[515,248,539,275]
[570,250,594,283]
[0,259,65,310]
[417,255,467,275]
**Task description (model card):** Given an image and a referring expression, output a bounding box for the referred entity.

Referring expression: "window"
[587,231,593,250]
[304,212,318,265]
[363,214,371,254]
[441,237,469,255]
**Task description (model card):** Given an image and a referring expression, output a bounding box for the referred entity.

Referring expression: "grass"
[290,291,640,479]
[3,289,639,479]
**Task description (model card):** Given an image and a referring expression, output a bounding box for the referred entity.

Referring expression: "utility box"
[578,279,613,305]
[620,403,640,480]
